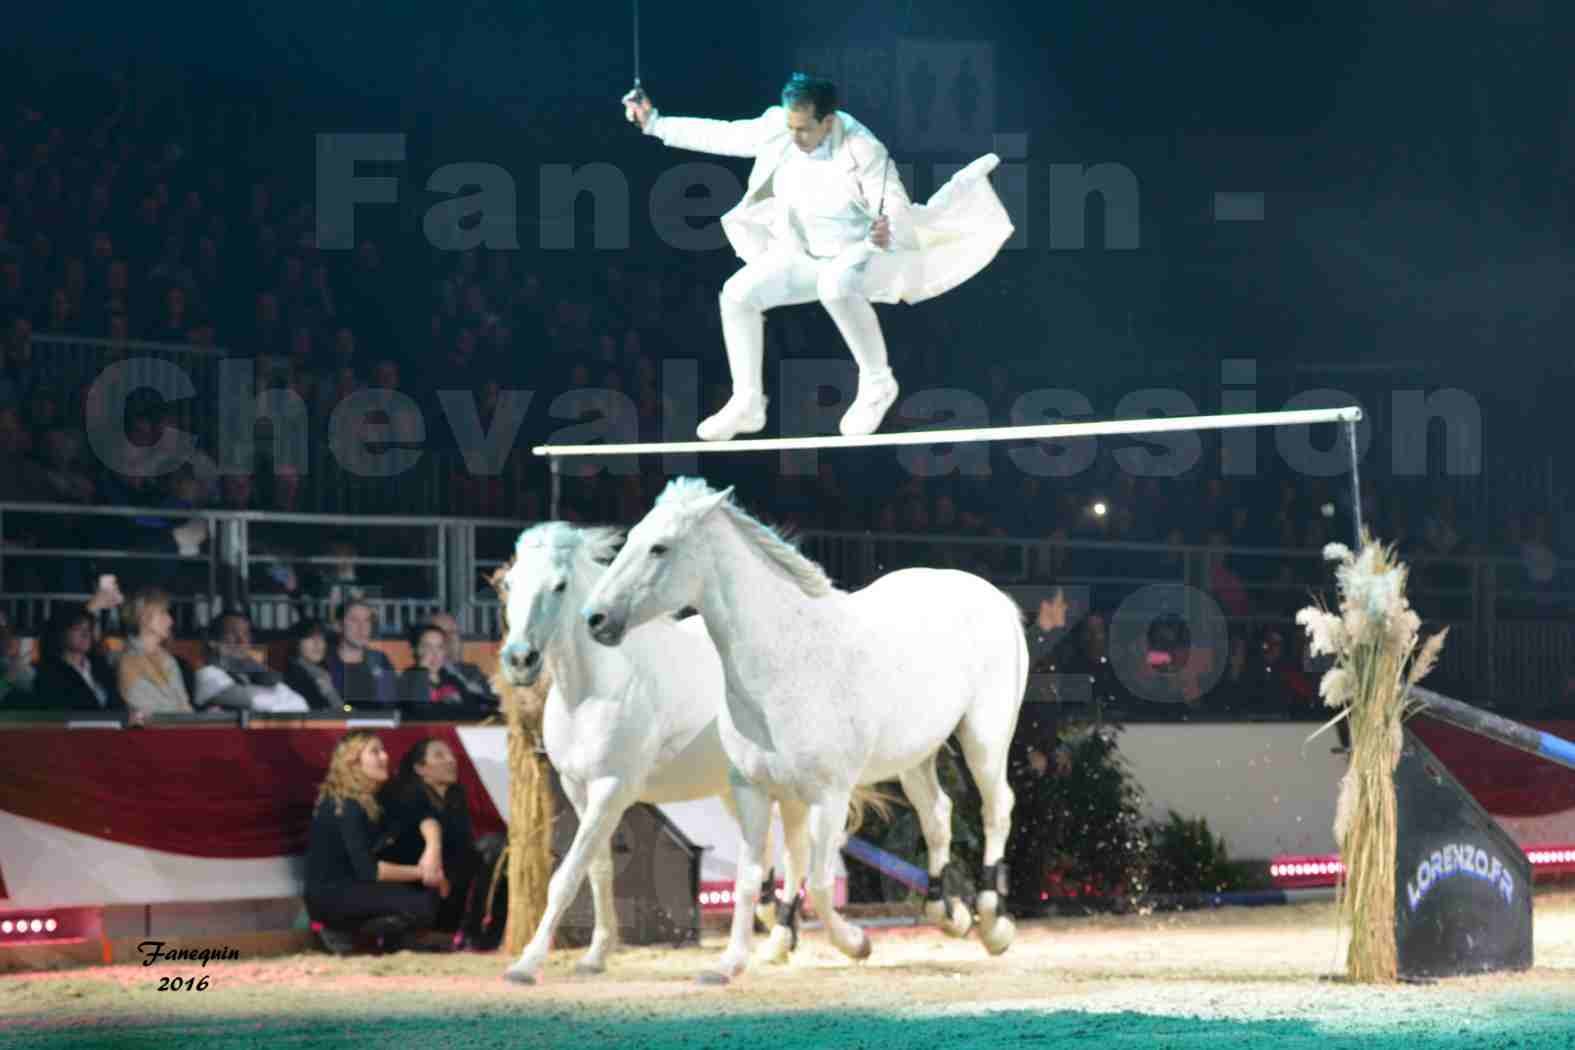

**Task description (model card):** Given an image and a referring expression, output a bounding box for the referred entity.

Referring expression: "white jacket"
[647,106,1012,305]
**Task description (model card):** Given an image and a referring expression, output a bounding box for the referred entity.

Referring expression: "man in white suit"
[624,74,1012,441]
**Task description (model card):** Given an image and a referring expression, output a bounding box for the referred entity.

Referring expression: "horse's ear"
[699,486,735,518]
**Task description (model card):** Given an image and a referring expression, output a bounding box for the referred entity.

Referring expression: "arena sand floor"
[3,890,1573,1049]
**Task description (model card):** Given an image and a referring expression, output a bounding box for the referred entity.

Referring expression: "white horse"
[583,478,1029,979]
[494,522,805,984]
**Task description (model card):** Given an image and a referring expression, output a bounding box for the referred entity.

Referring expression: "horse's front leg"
[758,798,809,965]
[804,792,872,961]
[700,774,773,985]
[504,776,629,985]
[574,838,617,974]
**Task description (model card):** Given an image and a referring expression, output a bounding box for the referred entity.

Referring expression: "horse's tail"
[846,783,903,836]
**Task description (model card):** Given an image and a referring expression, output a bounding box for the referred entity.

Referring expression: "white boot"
[698,298,768,441]
[697,395,768,441]
[822,295,899,436]
[839,367,899,436]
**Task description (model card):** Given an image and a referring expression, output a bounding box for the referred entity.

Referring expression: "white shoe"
[839,372,899,436]
[697,395,767,441]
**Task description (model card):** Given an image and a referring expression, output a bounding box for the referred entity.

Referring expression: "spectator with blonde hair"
[305,732,442,955]
[117,586,191,722]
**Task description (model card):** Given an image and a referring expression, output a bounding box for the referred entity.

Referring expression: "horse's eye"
[553,581,566,593]
[650,544,668,557]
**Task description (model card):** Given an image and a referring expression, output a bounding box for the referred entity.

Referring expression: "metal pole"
[549,457,562,521]
[1344,418,1364,544]
[1412,686,1575,773]
[436,522,448,618]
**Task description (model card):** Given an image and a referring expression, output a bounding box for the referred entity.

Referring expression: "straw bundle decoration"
[1296,532,1447,983]
[488,563,555,957]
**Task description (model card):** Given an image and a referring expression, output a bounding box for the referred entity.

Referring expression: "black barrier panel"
[1394,728,1533,979]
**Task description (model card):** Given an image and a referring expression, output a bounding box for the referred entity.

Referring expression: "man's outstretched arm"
[623,90,775,158]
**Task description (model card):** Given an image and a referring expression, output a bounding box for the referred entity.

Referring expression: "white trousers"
[716,244,891,398]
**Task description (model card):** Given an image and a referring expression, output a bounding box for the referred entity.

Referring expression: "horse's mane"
[512,522,622,580]
[656,478,834,598]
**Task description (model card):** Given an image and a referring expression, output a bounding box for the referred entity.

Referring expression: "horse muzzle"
[501,642,544,686]
[584,610,627,647]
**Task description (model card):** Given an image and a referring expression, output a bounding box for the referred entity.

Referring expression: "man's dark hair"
[209,609,250,642]
[781,73,838,121]
[334,598,376,625]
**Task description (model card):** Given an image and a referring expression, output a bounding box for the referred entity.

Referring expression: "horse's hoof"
[850,929,872,961]
[980,915,1016,957]
[503,966,539,985]
[947,898,975,938]
[758,927,791,965]
[696,970,732,986]
[573,960,607,976]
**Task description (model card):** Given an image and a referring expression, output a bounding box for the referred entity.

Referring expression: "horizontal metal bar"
[1,549,208,561]
[533,407,1364,457]
[0,501,531,529]
[247,555,439,568]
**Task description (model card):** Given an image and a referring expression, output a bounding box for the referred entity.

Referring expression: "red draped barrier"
[1410,717,1575,818]
[0,727,505,859]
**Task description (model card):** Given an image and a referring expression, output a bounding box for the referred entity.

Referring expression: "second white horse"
[496,522,803,984]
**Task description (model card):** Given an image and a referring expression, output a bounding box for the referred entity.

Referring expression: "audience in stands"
[283,618,342,711]
[325,599,396,706]
[116,586,192,721]
[305,732,441,955]
[193,610,309,712]
[378,737,484,947]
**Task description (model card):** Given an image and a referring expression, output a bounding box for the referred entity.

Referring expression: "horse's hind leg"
[898,758,973,937]
[955,715,1018,955]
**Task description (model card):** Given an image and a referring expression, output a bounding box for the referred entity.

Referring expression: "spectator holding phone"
[31,604,122,711]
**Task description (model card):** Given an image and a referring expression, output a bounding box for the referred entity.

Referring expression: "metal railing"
[3,500,1572,707]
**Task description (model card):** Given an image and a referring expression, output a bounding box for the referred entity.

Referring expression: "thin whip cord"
[633,0,641,90]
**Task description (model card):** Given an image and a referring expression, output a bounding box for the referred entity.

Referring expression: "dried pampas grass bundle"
[1297,532,1447,983]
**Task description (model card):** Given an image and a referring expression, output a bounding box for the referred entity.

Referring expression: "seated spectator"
[31,602,122,712]
[116,586,192,720]
[317,538,375,610]
[398,623,472,704]
[193,610,309,713]
[427,612,498,705]
[305,732,441,955]
[29,426,96,503]
[0,611,34,702]
[378,738,485,945]
[1245,625,1317,719]
[326,599,396,706]
[283,619,343,711]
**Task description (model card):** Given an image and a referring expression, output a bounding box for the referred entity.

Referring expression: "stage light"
[1091,501,1107,517]
[1,921,11,934]
[44,918,57,932]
